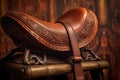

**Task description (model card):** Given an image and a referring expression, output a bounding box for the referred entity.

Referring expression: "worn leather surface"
[1,7,98,51]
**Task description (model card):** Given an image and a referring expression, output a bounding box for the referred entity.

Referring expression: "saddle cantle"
[1,7,98,51]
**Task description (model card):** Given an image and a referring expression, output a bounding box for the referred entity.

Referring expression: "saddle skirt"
[1,7,98,51]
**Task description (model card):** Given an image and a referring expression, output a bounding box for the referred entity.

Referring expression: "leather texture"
[1,7,98,51]
[58,21,84,80]
[1,7,98,80]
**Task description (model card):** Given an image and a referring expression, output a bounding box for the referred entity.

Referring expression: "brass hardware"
[0,60,109,79]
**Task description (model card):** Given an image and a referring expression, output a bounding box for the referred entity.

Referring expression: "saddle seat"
[1,7,98,51]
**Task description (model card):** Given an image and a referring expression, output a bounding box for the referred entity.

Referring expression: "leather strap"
[58,21,85,80]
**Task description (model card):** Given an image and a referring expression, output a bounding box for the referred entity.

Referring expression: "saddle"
[1,7,100,80]
[1,7,98,51]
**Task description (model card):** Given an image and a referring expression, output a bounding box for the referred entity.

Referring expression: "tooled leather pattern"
[7,10,95,51]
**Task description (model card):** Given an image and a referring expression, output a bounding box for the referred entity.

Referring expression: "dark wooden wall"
[0,0,120,80]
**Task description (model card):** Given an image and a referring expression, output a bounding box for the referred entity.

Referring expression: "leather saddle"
[1,7,98,80]
[1,7,98,51]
